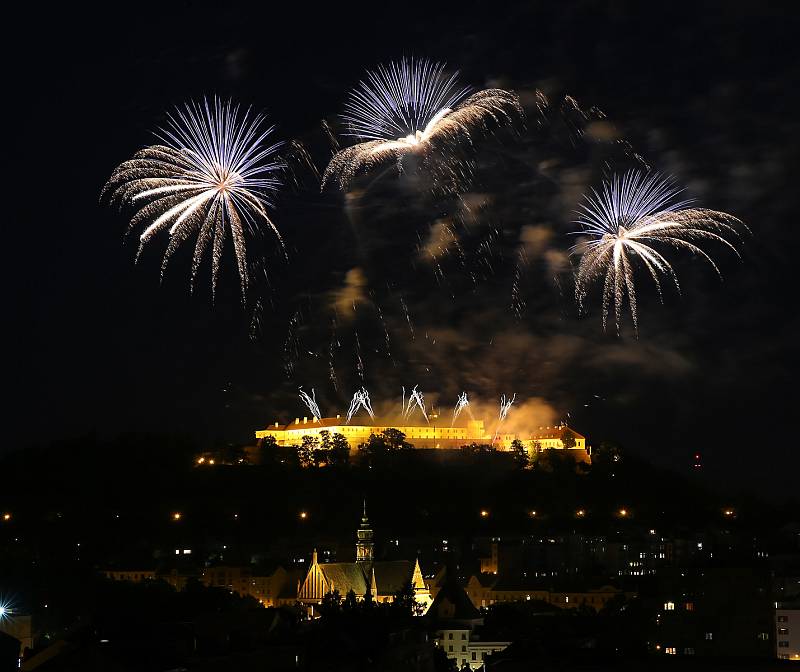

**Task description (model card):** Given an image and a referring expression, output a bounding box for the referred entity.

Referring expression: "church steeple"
[356,500,374,565]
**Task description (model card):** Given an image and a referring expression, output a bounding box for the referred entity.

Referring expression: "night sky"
[9,2,799,496]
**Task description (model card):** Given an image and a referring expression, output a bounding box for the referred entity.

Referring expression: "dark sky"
[8,2,799,497]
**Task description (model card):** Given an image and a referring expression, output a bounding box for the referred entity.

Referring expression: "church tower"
[356,501,374,565]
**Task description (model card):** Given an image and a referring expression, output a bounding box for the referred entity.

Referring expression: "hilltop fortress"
[255,414,589,460]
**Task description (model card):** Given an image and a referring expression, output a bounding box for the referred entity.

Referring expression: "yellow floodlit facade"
[255,415,589,457]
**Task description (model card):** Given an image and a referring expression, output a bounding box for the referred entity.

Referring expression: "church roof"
[314,560,416,597]
[372,560,415,595]
[318,562,369,595]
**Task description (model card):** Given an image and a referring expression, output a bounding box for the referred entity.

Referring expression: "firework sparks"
[499,393,516,421]
[346,387,374,424]
[572,171,745,334]
[102,98,285,300]
[402,385,429,422]
[493,393,516,443]
[322,58,527,192]
[299,388,322,420]
[452,392,471,425]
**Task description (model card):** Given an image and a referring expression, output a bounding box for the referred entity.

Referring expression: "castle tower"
[356,500,374,565]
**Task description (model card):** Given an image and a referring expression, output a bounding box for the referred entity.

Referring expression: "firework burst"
[102,98,285,300]
[346,387,374,424]
[322,58,528,192]
[452,392,471,425]
[573,171,745,334]
[402,385,428,422]
[299,388,323,420]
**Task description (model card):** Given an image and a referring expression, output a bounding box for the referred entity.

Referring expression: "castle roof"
[529,425,585,441]
[262,416,482,432]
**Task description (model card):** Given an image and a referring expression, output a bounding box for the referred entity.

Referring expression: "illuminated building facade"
[256,415,589,456]
[297,510,432,613]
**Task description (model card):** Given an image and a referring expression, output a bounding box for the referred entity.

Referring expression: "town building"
[200,563,294,608]
[297,507,432,613]
[776,605,800,661]
[427,577,510,669]
[464,573,625,611]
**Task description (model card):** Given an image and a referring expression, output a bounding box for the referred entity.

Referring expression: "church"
[297,507,432,613]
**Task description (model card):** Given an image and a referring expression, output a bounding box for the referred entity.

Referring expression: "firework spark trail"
[299,388,323,420]
[400,296,415,339]
[283,311,301,377]
[572,170,745,334]
[322,58,527,193]
[102,98,285,300]
[355,332,365,381]
[401,385,429,422]
[493,393,516,443]
[452,392,471,425]
[346,387,374,424]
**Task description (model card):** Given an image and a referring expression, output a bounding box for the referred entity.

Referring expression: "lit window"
[684,602,694,611]
[684,647,695,655]
[778,628,788,635]
[665,647,676,655]
[705,632,713,640]
[664,602,675,611]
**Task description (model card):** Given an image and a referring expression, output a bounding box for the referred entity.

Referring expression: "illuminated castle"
[255,413,589,457]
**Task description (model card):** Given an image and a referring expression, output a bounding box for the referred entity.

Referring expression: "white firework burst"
[402,385,428,422]
[573,170,745,334]
[322,57,530,192]
[299,388,323,420]
[452,392,470,425]
[346,387,374,424]
[102,98,285,300]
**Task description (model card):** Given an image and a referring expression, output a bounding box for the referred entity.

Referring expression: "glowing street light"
[2,513,10,522]
[480,510,489,518]
[299,511,308,520]
[575,509,586,518]
[618,508,628,518]
[0,600,13,623]
[529,510,538,518]
[172,512,182,521]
